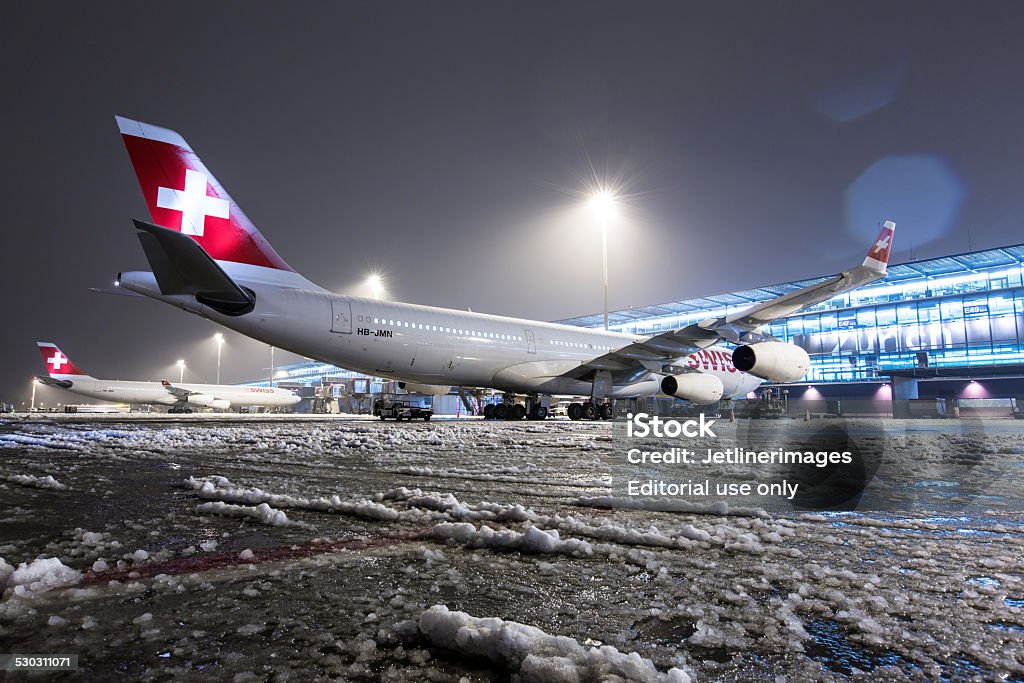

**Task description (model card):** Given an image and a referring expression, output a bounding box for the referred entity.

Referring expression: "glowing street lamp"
[589,190,619,330]
[30,377,38,412]
[214,333,225,384]
[176,359,186,383]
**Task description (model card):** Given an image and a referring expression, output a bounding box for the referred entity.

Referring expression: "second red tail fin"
[37,342,89,378]
[862,220,896,272]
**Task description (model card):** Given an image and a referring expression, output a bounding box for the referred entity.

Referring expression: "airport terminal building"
[254,241,1024,414]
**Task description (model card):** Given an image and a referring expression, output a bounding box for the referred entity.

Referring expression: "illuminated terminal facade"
[251,242,1024,410]
[559,242,1024,384]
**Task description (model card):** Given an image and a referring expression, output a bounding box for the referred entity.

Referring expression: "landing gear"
[483,394,551,420]
[524,394,551,421]
[568,400,613,421]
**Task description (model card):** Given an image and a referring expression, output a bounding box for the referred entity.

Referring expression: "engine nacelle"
[660,373,724,404]
[399,382,452,396]
[732,342,810,383]
[209,399,231,411]
[184,393,216,407]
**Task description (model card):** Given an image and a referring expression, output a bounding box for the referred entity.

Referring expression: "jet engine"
[181,394,232,410]
[731,342,810,383]
[660,373,724,404]
[399,382,452,396]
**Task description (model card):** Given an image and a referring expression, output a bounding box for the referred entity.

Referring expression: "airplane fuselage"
[44,376,299,408]
[118,268,763,400]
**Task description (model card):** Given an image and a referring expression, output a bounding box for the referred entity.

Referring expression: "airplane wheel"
[495,404,508,420]
[536,406,549,420]
[567,403,582,421]
[483,404,495,420]
[184,409,193,414]
[600,403,613,420]
[512,404,526,420]
[424,414,431,422]
[581,402,597,420]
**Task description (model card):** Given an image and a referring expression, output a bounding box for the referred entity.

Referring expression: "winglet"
[862,220,896,272]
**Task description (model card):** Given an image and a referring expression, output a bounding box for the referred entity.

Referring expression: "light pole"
[270,346,275,387]
[30,378,38,412]
[177,359,186,383]
[589,191,618,330]
[214,333,225,384]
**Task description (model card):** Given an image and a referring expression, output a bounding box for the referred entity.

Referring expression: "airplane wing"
[36,375,73,389]
[160,380,195,399]
[562,221,895,382]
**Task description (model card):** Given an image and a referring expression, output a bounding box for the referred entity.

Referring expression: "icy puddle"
[0,415,1022,681]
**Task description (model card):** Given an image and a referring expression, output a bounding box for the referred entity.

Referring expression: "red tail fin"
[116,116,294,272]
[37,342,88,377]
[862,220,896,272]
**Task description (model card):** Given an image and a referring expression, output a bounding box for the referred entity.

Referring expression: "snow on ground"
[0,414,1021,681]
[6,473,68,490]
[416,604,693,682]
[195,501,292,527]
[3,557,81,598]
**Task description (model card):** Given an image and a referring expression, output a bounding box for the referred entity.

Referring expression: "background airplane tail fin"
[37,342,91,379]
[862,220,896,272]
[116,116,296,273]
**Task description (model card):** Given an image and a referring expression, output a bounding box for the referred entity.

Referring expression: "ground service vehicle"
[374,399,433,421]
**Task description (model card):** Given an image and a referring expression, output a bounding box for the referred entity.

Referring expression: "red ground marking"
[79,529,433,586]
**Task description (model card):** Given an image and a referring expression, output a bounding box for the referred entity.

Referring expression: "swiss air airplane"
[110,117,895,420]
[36,343,300,412]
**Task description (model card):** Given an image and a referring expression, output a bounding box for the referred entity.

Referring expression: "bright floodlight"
[367,272,385,299]
[176,359,185,367]
[589,190,618,218]
[215,333,224,344]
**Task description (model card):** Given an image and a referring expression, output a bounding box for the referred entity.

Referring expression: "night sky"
[3,1,1024,405]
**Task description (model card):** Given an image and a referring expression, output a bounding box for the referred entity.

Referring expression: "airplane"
[35,342,301,413]
[110,116,895,421]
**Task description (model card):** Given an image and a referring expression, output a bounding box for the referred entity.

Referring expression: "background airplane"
[111,117,894,420]
[36,342,300,413]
